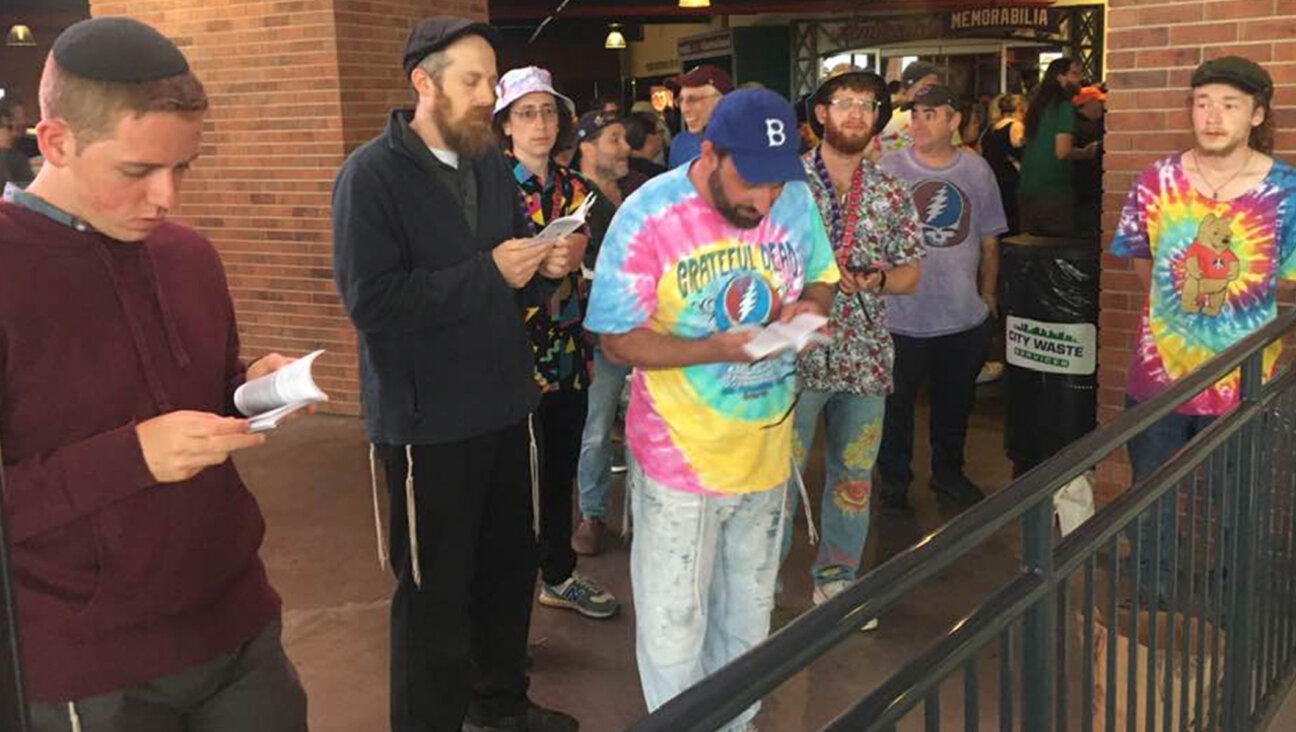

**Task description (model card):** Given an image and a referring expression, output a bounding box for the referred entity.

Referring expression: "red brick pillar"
[86,0,487,415]
[1096,0,1296,501]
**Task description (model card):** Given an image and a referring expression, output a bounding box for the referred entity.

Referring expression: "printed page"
[741,314,829,360]
[234,350,329,418]
[532,194,597,243]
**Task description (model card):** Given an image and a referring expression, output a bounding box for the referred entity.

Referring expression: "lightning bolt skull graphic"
[925,185,950,224]
[738,278,759,323]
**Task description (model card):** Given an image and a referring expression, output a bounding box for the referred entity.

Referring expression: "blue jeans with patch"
[629,462,787,731]
[576,348,630,518]
[780,388,886,588]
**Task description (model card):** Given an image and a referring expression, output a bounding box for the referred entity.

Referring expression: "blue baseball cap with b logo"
[703,88,806,185]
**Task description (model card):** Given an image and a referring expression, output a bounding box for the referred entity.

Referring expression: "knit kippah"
[53,17,189,82]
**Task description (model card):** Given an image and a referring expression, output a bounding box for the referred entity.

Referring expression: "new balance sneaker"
[538,572,619,619]
[463,700,579,732]
[812,579,879,632]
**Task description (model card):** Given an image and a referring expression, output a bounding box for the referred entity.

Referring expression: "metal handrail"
[629,306,1296,732]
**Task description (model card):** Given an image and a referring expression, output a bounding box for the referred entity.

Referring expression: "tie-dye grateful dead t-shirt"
[1112,154,1296,415]
[584,165,839,495]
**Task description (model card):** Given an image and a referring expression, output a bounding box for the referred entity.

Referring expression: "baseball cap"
[494,66,575,118]
[911,84,958,110]
[1191,56,1273,96]
[403,16,500,76]
[901,61,941,89]
[808,66,893,137]
[668,65,735,94]
[574,110,622,143]
[1072,85,1108,106]
[703,88,805,185]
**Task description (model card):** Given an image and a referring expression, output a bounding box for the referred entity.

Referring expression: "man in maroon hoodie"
[0,17,307,732]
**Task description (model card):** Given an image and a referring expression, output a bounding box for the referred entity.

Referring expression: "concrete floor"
[237,382,1296,732]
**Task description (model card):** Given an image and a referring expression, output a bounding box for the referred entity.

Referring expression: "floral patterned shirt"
[508,152,596,393]
[797,151,925,396]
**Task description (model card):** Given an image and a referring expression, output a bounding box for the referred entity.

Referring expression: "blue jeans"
[630,463,786,731]
[1126,397,1219,601]
[576,348,630,518]
[780,389,886,587]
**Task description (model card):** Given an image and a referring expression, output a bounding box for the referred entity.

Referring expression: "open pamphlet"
[531,194,597,244]
[234,350,329,432]
[741,313,830,360]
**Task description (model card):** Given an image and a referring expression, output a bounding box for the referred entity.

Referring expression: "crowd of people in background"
[1,11,1288,732]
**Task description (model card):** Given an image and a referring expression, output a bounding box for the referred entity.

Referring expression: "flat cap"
[53,17,189,82]
[403,16,500,76]
[1191,56,1273,96]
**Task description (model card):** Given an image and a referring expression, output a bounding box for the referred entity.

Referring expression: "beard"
[432,97,495,157]
[708,169,763,229]
[823,120,873,156]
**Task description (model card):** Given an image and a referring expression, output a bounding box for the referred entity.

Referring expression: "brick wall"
[1096,0,1296,500]
[86,0,485,416]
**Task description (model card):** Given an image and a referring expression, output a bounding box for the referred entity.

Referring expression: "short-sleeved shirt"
[1019,101,1077,196]
[1112,153,1296,415]
[508,153,597,393]
[880,148,1008,337]
[584,165,839,495]
[668,130,702,169]
[798,150,925,396]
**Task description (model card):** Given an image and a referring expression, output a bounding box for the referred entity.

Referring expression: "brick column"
[87,0,485,415]
[1096,0,1296,500]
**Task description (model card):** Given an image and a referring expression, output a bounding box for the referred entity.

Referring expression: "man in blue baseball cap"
[584,88,839,730]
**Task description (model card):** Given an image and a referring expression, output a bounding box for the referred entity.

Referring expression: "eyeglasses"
[828,98,882,114]
[511,106,560,124]
[679,91,720,106]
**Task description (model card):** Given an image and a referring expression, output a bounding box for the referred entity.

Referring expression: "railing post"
[1021,499,1055,732]
[0,438,29,732]
[1224,352,1263,731]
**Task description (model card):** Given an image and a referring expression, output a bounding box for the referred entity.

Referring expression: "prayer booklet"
[741,314,830,360]
[234,350,329,432]
[532,194,597,244]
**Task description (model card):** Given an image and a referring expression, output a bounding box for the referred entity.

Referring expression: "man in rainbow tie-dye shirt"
[1112,56,1296,602]
[585,89,839,730]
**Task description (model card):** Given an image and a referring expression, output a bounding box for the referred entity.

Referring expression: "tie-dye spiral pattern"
[584,166,839,494]
[1111,153,1296,415]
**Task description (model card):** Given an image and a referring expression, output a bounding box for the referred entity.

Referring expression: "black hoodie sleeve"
[332,156,511,333]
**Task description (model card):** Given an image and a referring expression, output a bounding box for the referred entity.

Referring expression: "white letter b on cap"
[765,119,787,148]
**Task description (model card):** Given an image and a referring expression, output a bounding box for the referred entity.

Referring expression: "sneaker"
[538,572,619,619]
[930,473,986,506]
[610,449,627,474]
[976,361,1005,385]
[812,580,879,632]
[463,700,578,732]
[571,517,608,556]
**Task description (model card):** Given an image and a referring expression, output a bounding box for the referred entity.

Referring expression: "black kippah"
[53,17,189,83]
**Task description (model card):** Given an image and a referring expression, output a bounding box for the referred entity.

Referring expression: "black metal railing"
[630,307,1296,732]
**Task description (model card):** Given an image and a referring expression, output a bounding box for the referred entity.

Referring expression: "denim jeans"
[576,348,631,518]
[780,388,886,587]
[629,462,786,731]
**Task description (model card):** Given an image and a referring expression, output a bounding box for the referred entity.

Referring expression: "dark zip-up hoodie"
[0,203,279,702]
[332,110,549,445]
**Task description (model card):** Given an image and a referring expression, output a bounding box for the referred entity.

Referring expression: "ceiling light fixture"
[6,25,36,47]
[604,24,626,50]
[679,0,712,8]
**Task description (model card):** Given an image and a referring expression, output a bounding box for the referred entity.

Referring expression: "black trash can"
[1000,234,1101,477]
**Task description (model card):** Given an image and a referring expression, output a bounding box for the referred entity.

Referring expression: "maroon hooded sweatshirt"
[0,199,280,703]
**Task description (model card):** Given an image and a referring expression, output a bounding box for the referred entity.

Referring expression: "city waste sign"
[1006,316,1096,376]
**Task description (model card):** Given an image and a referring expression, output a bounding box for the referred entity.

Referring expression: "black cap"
[575,111,621,143]
[808,67,893,137]
[911,83,958,110]
[1191,56,1273,96]
[901,61,941,89]
[402,16,501,76]
[53,17,189,82]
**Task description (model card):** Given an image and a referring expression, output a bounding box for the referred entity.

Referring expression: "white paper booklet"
[234,350,329,432]
[532,194,597,243]
[741,313,830,360]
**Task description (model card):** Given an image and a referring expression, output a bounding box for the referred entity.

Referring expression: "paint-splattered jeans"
[781,389,886,587]
[629,462,787,731]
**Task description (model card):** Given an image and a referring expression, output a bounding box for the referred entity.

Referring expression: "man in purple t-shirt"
[878,84,1008,513]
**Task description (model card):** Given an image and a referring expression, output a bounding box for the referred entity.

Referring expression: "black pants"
[878,320,991,489]
[536,389,588,586]
[382,422,536,732]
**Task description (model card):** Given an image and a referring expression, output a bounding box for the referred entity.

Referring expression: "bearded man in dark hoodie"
[331,16,580,732]
[0,17,307,732]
